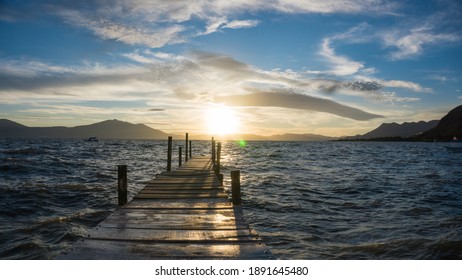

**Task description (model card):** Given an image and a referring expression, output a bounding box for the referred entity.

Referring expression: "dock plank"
[59,240,272,260]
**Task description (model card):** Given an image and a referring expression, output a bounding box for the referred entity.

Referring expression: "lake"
[1,139,461,259]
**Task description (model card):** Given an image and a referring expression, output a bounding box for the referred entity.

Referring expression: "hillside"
[345,120,439,140]
[0,119,168,139]
[413,105,462,141]
[0,119,27,128]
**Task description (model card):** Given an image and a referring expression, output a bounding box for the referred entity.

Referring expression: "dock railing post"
[179,146,182,166]
[189,140,192,159]
[216,142,221,174]
[231,170,241,205]
[211,137,216,167]
[216,142,222,182]
[167,136,172,172]
[118,165,127,206]
[185,133,189,162]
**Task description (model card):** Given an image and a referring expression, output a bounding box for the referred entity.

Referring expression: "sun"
[205,106,239,135]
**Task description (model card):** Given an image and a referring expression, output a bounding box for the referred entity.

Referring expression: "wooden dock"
[58,153,274,259]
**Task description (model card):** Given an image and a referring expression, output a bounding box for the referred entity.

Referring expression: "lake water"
[1,139,461,259]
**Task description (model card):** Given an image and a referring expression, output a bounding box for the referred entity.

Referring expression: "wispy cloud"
[314,23,376,77]
[216,89,383,121]
[4,0,400,49]
[378,5,462,60]
[379,79,433,93]
[319,38,369,76]
[381,27,460,60]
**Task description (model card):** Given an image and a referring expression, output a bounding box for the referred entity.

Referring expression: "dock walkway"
[58,156,273,259]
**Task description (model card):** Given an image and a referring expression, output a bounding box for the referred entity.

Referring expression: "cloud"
[382,28,460,60]
[0,51,423,122]
[223,19,260,29]
[380,79,433,93]
[216,90,383,120]
[315,23,376,77]
[378,6,462,60]
[57,9,187,48]
[262,0,399,14]
[0,59,148,93]
[319,38,367,76]
[5,0,399,49]
[309,23,435,95]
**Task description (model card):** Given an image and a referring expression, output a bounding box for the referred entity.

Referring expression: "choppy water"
[1,139,461,259]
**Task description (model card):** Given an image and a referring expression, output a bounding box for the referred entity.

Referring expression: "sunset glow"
[0,1,461,136]
[205,106,239,135]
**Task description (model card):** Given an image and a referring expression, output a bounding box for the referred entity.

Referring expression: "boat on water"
[85,137,99,142]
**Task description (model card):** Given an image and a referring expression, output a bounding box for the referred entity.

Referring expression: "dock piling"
[211,137,216,167]
[179,146,182,166]
[117,165,127,206]
[189,140,192,159]
[216,142,221,174]
[231,170,241,205]
[185,133,189,162]
[167,136,172,172]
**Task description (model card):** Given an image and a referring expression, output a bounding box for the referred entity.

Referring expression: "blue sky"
[0,0,461,136]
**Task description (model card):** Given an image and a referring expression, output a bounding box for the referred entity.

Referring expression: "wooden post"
[189,140,192,159]
[216,142,221,175]
[179,146,182,166]
[118,165,127,206]
[167,136,172,172]
[217,142,222,184]
[218,173,224,186]
[231,170,241,205]
[185,133,189,162]
[211,137,216,167]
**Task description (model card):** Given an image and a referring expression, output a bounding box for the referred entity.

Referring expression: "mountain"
[0,119,27,128]
[413,104,462,141]
[0,119,168,139]
[344,120,439,140]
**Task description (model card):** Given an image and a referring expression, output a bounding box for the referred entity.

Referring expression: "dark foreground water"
[1,139,461,259]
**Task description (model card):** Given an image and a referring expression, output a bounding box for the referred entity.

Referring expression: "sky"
[0,0,461,137]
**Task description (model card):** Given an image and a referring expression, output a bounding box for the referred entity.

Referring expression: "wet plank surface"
[58,156,273,260]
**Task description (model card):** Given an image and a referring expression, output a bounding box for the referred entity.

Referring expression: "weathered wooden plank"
[56,240,273,260]
[86,227,262,242]
[99,211,248,230]
[142,185,223,191]
[134,193,228,199]
[103,210,240,221]
[122,199,233,209]
[140,187,225,194]
[98,221,251,230]
[147,179,219,184]
[158,170,216,176]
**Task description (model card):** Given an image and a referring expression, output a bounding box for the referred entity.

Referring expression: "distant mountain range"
[342,104,461,141]
[0,119,336,141]
[344,120,439,140]
[0,119,168,140]
[1,104,460,141]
